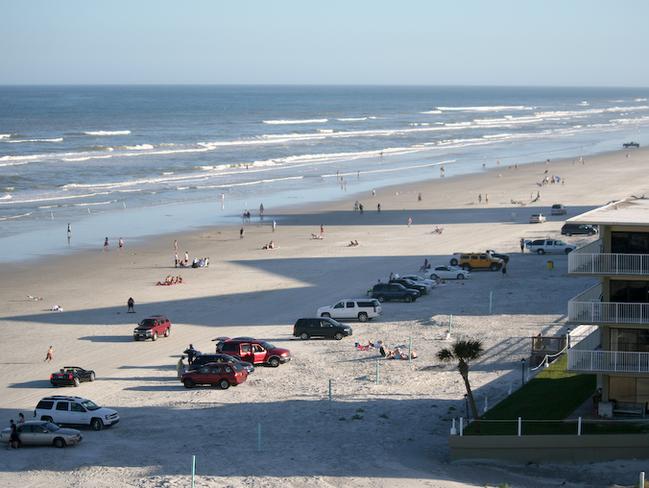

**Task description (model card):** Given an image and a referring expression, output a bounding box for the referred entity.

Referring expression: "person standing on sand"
[174,253,179,268]
[272,220,276,232]
[259,203,264,219]
[418,192,422,202]
[67,223,71,239]
[184,251,189,264]
[177,356,186,379]
[320,224,324,236]
[118,237,124,249]
[127,297,135,313]
[407,217,412,227]
[520,238,525,254]
[240,227,244,239]
[377,203,381,212]
[103,237,109,250]
[359,203,364,214]
[44,345,54,362]
[173,240,178,253]
[501,263,507,277]
[485,194,489,204]
[478,194,482,204]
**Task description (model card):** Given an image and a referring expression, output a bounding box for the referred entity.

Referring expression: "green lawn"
[464,355,597,435]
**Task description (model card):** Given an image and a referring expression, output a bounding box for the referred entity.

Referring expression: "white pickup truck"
[525,239,576,255]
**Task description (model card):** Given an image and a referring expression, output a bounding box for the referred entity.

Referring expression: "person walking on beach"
[485,194,489,204]
[320,224,324,236]
[118,237,124,249]
[184,344,197,365]
[520,238,525,254]
[478,194,482,204]
[359,203,364,214]
[240,227,244,239]
[407,217,412,227]
[501,263,507,277]
[418,192,422,202]
[127,297,135,313]
[259,203,264,219]
[174,253,179,267]
[103,237,109,250]
[44,345,54,362]
[9,420,19,449]
[67,223,71,239]
[184,251,189,264]
[272,220,276,232]
[176,356,186,379]
[377,203,381,212]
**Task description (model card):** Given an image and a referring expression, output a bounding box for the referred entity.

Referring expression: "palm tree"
[437,339,484,420]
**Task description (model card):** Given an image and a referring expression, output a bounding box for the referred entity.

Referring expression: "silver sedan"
[1,421,82,448]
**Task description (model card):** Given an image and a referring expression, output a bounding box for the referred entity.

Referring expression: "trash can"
[547,260,554,270]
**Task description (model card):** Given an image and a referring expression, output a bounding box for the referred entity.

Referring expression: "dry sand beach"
[2,148,649,487]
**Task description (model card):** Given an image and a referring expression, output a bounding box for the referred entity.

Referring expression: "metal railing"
[568,349,649,373]
[569,240,649,275]
[568,284,649,325]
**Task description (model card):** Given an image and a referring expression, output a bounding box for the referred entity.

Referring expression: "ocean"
[1,85,648,260]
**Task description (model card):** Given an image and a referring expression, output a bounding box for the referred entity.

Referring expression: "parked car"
[370,283,419,302]
[34,396,119,431]
[428,265,470,280]
[525,239,576,254]
[133,315,171,341]
[486,250,510,263]
[550,204,567,216]
[293,317,353,340]
[561,223,598,236]
[389,278,430,295]
[529,213,547,223]
[317,299,381,322]
[400,274,437,288]
[181,362,248,389]
[216,338,291,367]
[50,366,96,387]
[188,353,254,374]
[0,421,82,448]
[449,253,503,271]
[623,142,640,148]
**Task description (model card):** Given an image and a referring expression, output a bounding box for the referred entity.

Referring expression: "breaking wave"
[262,118,328,125]
[84,130,131,136]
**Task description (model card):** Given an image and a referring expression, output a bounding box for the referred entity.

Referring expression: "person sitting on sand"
[51,304,63,312]
[262,241,276,250]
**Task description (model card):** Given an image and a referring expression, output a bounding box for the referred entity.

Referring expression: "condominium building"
[567,198,649,415]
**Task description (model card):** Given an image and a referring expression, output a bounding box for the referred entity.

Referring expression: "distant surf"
[84,130,131,136]
[262,118,328,125]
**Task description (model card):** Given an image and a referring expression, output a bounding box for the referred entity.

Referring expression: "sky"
[2,0,648,86]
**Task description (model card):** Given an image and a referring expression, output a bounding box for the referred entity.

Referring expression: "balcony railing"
[568,349,649,373]
[568,284,649,325]
[569,239,649,275]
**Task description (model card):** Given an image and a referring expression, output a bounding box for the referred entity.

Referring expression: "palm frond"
[452,339,484,362]
[436,348,455,362]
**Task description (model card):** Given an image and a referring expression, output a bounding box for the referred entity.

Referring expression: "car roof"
[40,395,86,401]
[62,366,83,369]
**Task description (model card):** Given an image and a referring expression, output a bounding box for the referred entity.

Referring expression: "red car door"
[252,344,267,364]
[239,344,254,363]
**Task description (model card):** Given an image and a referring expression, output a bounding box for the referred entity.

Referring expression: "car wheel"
[164,328,170,337]
[73,378,80,387]
[377,296,385,303]
[567,233,573,237]
[133,337,140,341]
[430,274,439,280]
[89,372,96,382]
[90,418,104,431]
[183,379,194,388]
[537,249,545,255]
[404,295,413,303]
[300,332,310,340]
[450,258,459,266]
[334,332,343,340]
[457,273,465,280]
[42,416,53,423]
[321,313,331,318]
[53,437,66,448]
[268,357,280,368]
[219,379,230,390]
[152,332,158,341]
[490,263,499,271]
[358,312,368,322]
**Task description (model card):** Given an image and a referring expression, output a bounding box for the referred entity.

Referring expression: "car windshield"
[260,341,274,349]
[80,400,100,411]
[138,319,154,328]
[44,422,60,432]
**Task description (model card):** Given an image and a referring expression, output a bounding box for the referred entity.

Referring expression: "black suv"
[293,317,353,340]
[370,283,419,302]
[561,223,598,236]
[189,353,254,374]
[389,278,428,295]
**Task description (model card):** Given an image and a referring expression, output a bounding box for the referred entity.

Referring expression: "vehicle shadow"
[78,335,133,343]
[8,380,54,389]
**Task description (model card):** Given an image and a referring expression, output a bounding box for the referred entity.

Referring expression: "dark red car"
[133,315,171,341]
[216,338,291,367]
[181,362,248,389]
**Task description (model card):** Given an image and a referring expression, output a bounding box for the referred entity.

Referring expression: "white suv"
[525,239,576,255]
[34,395,119,431]
[317,299,382,322]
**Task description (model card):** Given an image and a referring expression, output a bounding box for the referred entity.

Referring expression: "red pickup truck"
[133,315,171,341]
[216,338,290,367]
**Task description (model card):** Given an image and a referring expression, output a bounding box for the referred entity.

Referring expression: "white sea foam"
[122,144,154,150]
[0,191,112,205]
[72,200,114,207]
[318,129,334,134]
[84,130,131,136]
[0,212,32,221]
[635,98,648,102]
[262,118,328,125]
[0,134,11,140]
[437,105,535,112]
[336,117,368,122]
[0,194,12,201]
[419,110,442,114]
[7,137,64,143]
[579,101,590,106]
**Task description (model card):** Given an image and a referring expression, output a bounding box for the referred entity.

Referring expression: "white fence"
[569,240,649,275]
[568,349,649,373]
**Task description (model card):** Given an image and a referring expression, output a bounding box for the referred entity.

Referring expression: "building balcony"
[568,349,649,374]
[568,239,649,276]
[568,284,649,326]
